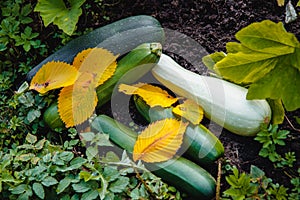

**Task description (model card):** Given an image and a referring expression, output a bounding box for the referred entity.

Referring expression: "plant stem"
[216,159,222,200]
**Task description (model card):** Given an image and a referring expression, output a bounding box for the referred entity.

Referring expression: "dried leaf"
[172,99,204,125]
[133,118,188,163]
[58,81,97,127]
[277,0,285,6]
[30,61,78,94]
[119,83,178,107]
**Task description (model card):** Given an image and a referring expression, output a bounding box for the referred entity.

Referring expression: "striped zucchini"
[152,54,272,136]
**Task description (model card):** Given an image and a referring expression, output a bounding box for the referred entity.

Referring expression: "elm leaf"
[133,119,188,163]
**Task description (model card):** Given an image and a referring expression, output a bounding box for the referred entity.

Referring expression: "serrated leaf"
[133,119,188,163]
[172,99,204,125]
[73,48,117,86]
[213,20,300,111]
[30,61,78,94]
[119,83,178,108]
[58,84,97,127]
[33,182,45,199]
[34,0,86,35]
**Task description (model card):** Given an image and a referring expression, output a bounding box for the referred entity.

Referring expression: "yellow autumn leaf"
[119,83,178,107]
[58,75,98,127]
[73,48,118,86]
[172,99,204,125]
[133,118,188,163]
[30,61,78,94]
[277,0,285,6]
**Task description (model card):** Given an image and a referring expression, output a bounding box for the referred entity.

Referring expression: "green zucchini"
[152,54,272,136]
[26,15,164,81]
[43,43,162,129]
[134,95,224,166]
[43,102,65,130]
[91,115,216,200]
[96,42,162,107]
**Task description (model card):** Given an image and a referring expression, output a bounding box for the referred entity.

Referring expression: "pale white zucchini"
[152,54,271,136]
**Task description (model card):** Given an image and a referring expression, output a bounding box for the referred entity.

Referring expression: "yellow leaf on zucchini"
[58,82,98,127]
[29,61,78,94]
[172,99,204,125]
[133,118,188,163]
[119,83,178,107]
[73,48,118,86]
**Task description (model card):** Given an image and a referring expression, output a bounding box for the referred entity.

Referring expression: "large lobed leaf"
[209,20,300,112]
[34,0,86,35]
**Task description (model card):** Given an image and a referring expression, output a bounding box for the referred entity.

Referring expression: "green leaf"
[33,182,45,199]
[34,0,86,35]
[202,51,226,72]
[57,176,72,194]
[267,99,285,124]
[214,20,300,111]
[247,60,300,111]
[72,181,91,193]
[59,151,74,162]
[103,167,120,182]
[10,184,27,194]
[235,20,299,52]
[81,190,99,200]
[109,177,130,193]
[216,51,279,84]
[250,165,265,179]
[41,176,58,187]
[25,133,37,144]
[26,109,41,123]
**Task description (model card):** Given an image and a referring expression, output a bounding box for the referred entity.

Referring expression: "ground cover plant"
[0,0,299,199]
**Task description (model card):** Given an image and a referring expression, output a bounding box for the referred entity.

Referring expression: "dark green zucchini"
[26,15,164,81]
[91,115,216,200]
[134,95,224,166]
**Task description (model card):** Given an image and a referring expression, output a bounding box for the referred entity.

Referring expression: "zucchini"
[97,42,162,107]
[43,102,65,130]
[43,43,162,129]
[26,15,164,81]
[152,54,272,136]
[134,96,224,166]
[91,115,216,200]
